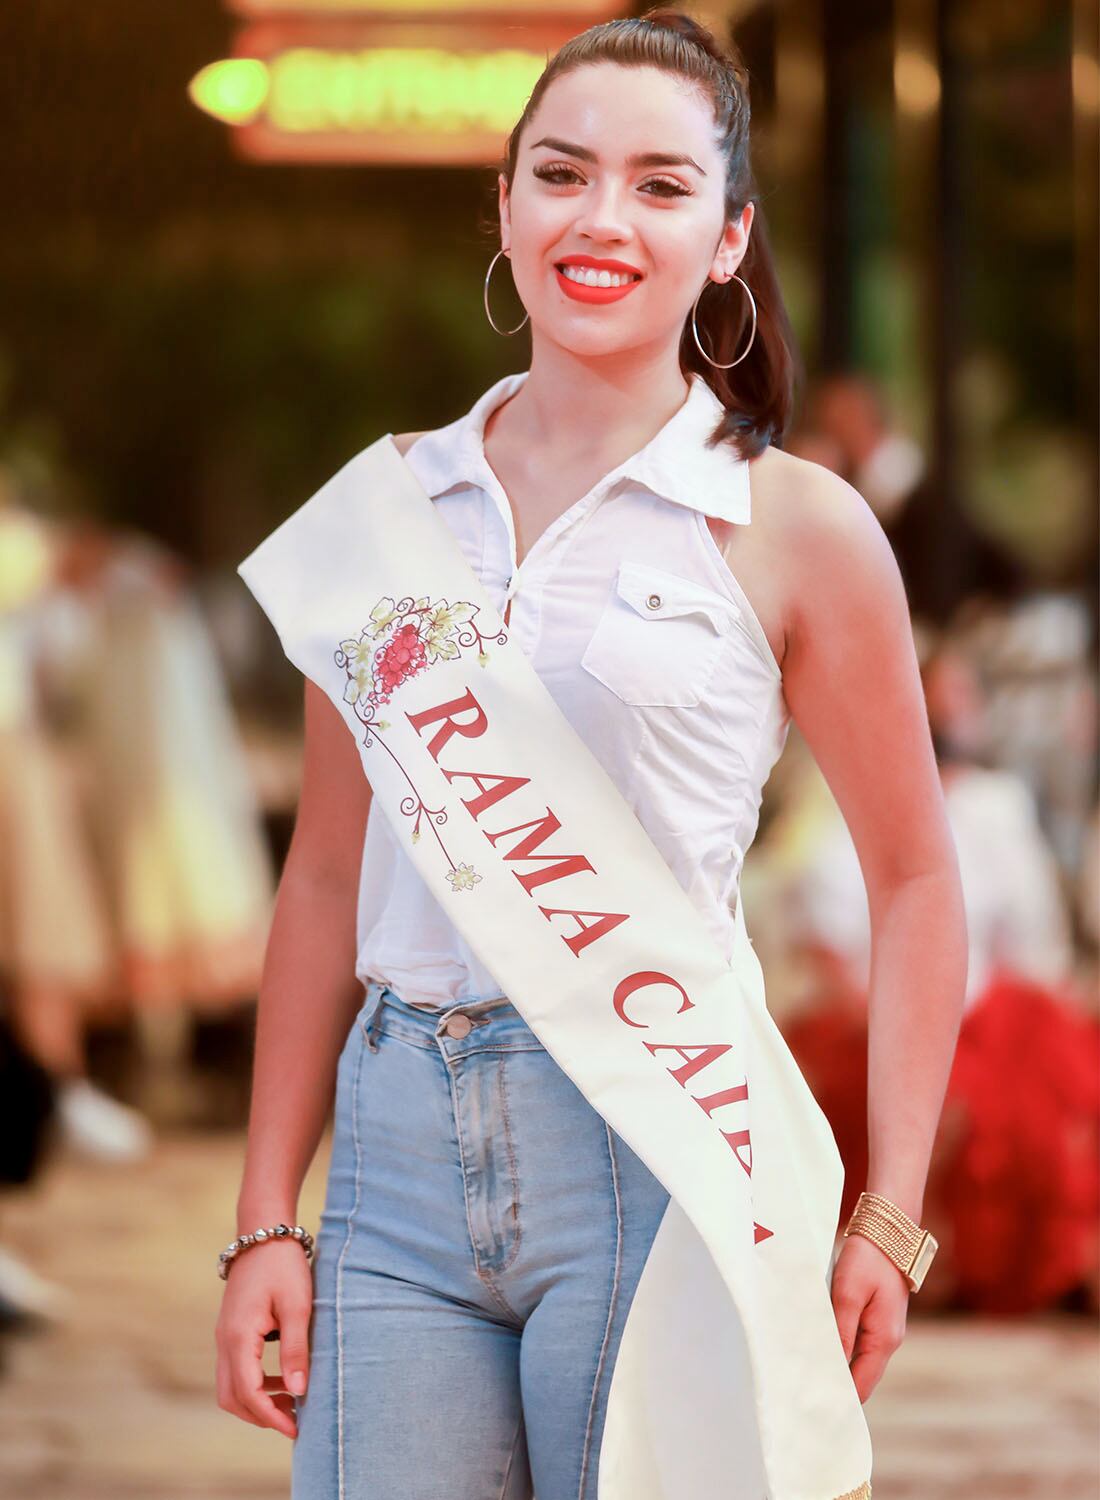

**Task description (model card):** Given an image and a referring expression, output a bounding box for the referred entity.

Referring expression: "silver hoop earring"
[690,273,757,369]
[484,249,529,336]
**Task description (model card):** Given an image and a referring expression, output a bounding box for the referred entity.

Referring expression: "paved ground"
[1,1130,1097,1499]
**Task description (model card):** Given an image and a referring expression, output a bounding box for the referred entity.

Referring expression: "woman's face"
[499,62,751,362]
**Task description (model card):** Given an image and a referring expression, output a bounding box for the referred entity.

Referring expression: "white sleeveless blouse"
[354,369,792,1008]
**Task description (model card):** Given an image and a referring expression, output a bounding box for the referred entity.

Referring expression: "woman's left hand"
[830,1231,911,1402]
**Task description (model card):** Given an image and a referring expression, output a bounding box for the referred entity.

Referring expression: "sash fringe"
[833,1482,872,1499]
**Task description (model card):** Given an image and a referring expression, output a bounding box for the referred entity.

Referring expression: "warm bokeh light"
[261,45,544,135]
[226,0,614,11]
[1072,47,1100,114]
[187,57,270,126]
[191,46,547,139]
[894,43,942,117]
[189,29,573,162]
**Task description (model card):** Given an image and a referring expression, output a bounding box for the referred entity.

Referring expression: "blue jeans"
[292,978,672,1499]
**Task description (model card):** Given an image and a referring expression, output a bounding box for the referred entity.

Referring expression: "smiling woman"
[488,10,799,460]
[220,8,966,1500]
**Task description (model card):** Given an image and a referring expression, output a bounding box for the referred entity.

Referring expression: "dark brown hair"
[491,6,801,460]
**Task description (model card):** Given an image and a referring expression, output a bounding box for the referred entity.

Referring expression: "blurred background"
[0,1,1096,1496]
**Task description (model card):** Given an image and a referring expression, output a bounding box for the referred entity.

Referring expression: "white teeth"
[559,264,638,288]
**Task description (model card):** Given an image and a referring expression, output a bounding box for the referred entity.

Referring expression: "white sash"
[237,435,874,1500]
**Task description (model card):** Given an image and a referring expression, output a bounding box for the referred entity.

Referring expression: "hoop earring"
[690,274,757,369]
[484,249,529,336]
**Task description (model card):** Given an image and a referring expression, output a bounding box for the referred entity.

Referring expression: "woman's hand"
[830,1231,910,1402]
[215,1242,315,1439]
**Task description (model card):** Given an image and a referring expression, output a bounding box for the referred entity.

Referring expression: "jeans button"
[444,1013,473,1039]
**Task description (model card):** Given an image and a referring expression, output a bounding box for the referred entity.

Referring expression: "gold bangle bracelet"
[843,1191,939,1291]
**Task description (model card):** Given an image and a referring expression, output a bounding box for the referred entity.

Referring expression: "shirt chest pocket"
[580,560,741,708]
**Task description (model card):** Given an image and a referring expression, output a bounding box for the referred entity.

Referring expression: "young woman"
[215,10,967,1498]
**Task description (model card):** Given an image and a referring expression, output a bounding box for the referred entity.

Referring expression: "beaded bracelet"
[217,1222,315,1281]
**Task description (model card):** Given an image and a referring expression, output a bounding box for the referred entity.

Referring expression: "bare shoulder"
[751,444,902,593]
[750,444,883,544]
[748,444,911,681]
[389,430,431,458]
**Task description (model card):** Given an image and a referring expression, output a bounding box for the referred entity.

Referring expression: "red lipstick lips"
[554,254,644,305]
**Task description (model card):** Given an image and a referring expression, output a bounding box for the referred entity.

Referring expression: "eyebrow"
[529,135,707,177]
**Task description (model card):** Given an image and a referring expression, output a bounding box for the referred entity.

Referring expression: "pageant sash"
[237,436,874,1500]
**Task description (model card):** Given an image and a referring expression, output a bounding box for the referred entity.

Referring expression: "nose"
[571,182,634,246]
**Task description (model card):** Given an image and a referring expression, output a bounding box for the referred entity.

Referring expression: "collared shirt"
[355,369,792,1008]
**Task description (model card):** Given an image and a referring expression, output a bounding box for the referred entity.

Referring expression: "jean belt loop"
[363,987,386,1052]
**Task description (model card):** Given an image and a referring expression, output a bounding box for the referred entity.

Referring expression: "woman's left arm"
[776,460,968,1401]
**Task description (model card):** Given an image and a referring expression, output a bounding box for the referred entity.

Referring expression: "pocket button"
[646,593,662,609]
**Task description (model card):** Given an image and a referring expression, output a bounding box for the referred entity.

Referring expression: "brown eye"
[644,178,691,199]
[533,164,582,186]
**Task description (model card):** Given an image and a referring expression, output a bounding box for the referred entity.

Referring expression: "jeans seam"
[499,1405,525,1500]
[334,1032,367,1500]
[577,1122,623,1500]
[493,1054,524,1275]
[476,1270,523,1324]
[443,1055,524,1325]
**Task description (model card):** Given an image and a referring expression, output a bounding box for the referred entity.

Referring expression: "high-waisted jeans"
[291,978,672,1500]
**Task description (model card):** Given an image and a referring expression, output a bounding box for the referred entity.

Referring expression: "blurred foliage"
[0,228,521,564]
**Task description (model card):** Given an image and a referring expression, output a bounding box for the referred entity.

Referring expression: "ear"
[498,172,512,255]
[710,201,754,282]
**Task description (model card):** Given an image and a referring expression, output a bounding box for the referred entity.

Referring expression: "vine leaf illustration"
[333,591,508,887]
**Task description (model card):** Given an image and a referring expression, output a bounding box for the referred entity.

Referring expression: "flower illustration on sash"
[335,592,507,888]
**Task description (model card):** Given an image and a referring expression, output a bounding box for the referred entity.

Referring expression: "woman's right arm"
[216,675,373,1438]
[237,674,373,1231]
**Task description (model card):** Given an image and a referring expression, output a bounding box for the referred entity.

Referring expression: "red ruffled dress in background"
[936,968,1100,1313]
[783,989,869,1234]
[786,969,1100,1313]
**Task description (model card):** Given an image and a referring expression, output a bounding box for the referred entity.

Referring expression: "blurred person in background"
[0,477,147,1334]
[780,620,1099,1314]
[50,516,277,1125]
[0,467,278,1334]
[792,368,1096,901]
[0,483,147,1145]
[800,371,1027,628]
[1077,800,1099,964]
[953,590,1098,883]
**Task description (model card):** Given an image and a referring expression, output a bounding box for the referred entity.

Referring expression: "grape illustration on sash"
[335,593,508,890]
